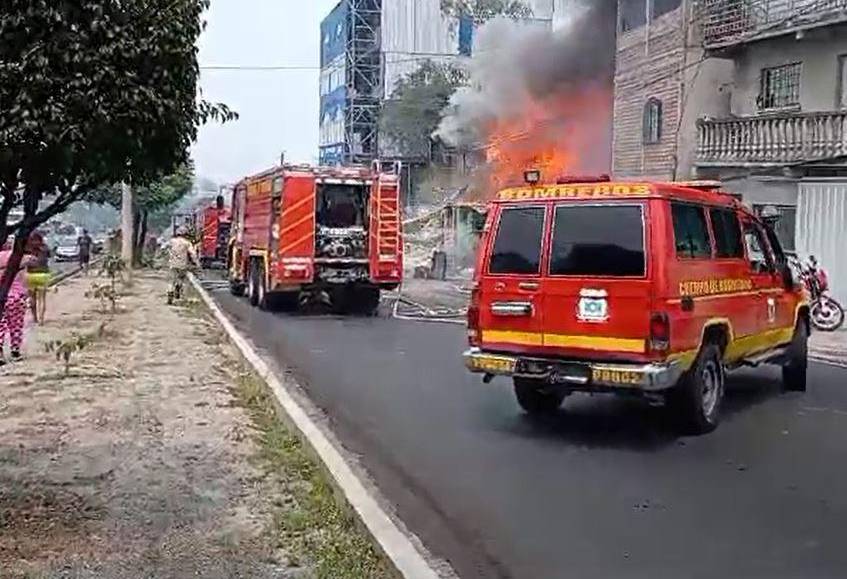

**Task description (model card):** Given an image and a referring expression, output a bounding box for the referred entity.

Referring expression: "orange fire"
[473,85,612,199]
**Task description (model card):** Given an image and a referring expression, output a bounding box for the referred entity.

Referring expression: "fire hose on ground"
[388,287,468,326]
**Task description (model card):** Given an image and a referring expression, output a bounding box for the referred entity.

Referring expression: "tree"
[88,164,195,264]
[440,0,533,23]
[0,0,235,315]
[381,61,468,159]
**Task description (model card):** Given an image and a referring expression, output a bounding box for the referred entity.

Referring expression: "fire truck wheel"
[229,278,245,297]
[353,286,381,316]
[247,262,259,307]
[782,319,808,392]
[667,343,724,434]
[255,264,269,310]
[513,378,565,415]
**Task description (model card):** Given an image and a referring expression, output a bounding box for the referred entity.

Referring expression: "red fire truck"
[227,161,403,314]
[195,197,231,268]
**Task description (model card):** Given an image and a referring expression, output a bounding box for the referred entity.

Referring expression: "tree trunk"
[121,182,134,282]
[132,207,143,267]
[134,209,148,265]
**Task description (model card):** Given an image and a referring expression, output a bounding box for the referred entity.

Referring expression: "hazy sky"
[192,0,339,187]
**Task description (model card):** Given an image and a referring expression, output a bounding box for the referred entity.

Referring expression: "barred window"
[643,98,662,144]
[759,63,801,110]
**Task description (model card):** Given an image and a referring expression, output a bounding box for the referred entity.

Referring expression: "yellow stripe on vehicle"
[481,330,645,353]
[543,334,646,353]
[481,330,544,346]
[724,327,794,362]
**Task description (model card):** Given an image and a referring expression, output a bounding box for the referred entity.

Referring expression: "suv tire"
[668,343,724,434]
[782,319,808,392]
[513,378,565,415]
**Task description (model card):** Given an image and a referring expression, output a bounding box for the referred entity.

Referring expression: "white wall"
[731,23,847,115]
[381,0,562,99]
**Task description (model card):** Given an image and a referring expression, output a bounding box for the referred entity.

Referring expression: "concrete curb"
[187,274,442,579]
[49,266,84,287]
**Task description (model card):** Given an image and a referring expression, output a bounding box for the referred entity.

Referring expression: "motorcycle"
[791,255,845,332]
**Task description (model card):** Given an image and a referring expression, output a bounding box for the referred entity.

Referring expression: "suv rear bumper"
[463,347,683,392]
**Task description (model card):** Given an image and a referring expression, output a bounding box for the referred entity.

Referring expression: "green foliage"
[440,0,533,23]
[44,323,107,375]
[87,164,195,216]
[380,61,468,158]
[0,0,236,250]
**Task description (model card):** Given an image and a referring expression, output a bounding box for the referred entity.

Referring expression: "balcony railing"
[696,111,847,165]
[700,0,847,48]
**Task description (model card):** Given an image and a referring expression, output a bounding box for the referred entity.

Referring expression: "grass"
[232,370,395,579]
[179,280,395,579]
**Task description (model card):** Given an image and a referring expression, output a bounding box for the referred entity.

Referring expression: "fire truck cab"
[465,177,809,434]
[227,162,402,314]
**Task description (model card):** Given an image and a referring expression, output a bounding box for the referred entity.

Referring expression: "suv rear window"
[489,207,545,275]
[550,205,645,277]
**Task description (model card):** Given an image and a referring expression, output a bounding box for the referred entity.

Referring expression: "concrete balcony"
[696,110,847,166]
[700,0,847,50]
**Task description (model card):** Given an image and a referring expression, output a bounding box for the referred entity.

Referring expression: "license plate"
[578,297,608,322]
[472,355,516,374]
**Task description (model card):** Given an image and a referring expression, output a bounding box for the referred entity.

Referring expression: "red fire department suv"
[464,177,809,433]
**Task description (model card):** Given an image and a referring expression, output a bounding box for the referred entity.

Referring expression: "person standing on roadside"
[167,227,198,304]
[0,242,35,364]
[25,231,52,324]
[77,228,93,274]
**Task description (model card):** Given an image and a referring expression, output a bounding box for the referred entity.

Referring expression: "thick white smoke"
[435,1,614,177]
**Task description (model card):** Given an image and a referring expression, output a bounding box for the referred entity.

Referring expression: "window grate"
[759,63,801,110]
[643,98,663,144]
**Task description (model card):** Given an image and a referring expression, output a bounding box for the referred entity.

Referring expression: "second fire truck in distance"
[227,161,403,314]
[195,196,231,268]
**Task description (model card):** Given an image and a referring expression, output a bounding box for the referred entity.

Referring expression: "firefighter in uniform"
[167,226,198,304]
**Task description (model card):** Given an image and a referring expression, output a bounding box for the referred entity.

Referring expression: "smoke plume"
[436,1,616,193]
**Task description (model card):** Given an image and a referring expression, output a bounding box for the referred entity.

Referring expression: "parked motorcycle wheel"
[811,296,845,332]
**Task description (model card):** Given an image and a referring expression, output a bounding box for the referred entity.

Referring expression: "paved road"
[206,282,847,579]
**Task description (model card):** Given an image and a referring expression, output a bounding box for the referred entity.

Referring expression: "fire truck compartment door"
[278,175,316,269]
[369,176,402,283]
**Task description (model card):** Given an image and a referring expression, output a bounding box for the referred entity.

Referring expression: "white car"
[53,236,80,262]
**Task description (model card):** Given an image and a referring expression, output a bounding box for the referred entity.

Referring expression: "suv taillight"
[649,312,670,353]
[467,284,481,346]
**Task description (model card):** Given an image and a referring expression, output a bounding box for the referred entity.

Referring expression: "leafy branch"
[44,323,108,375]
[440,0,533,24]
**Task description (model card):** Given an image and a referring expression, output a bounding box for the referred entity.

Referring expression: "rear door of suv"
[541,201,652,360]
[478,204,548,352]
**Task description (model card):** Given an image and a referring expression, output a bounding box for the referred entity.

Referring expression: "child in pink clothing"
[0,247,33,363]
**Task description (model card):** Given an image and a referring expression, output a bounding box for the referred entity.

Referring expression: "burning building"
[436,1,617,199]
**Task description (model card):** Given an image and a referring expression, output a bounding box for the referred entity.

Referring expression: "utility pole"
[121,181,133,282]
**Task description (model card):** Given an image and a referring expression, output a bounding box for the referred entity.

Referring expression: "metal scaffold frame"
[344,0,382,165]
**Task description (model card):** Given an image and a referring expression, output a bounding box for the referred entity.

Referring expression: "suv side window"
[743,222,775,273]
[671,203,712,259]
[763,223,787,265]
[489,207,545,275]
[709,208,744,258]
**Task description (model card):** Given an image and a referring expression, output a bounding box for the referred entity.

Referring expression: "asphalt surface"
[205,280,847,579]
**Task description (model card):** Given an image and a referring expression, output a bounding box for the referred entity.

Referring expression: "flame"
[471,85,612,200]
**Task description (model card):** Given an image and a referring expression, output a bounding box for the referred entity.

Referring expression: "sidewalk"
[810,327,847,364]
[0,271,390,578]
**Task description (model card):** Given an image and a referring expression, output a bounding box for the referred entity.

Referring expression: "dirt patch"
[0,270,390,578]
